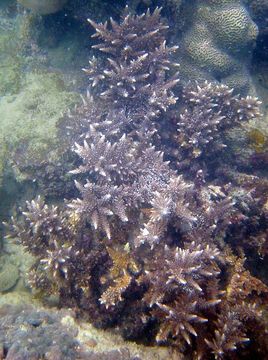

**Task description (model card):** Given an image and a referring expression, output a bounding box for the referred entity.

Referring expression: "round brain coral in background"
[18,0,68,15]
[178,0,258,95]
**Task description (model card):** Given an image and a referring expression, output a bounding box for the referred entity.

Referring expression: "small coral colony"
[5,7,268,359]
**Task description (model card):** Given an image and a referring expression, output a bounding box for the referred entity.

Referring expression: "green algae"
[0,72,80,183]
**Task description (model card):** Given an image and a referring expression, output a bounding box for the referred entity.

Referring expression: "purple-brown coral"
[6,196,71,256]
[174,81,262,171]
[4,5,268,360]
[85,7,179,120]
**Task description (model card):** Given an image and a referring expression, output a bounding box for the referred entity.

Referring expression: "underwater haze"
[0,1,268,359]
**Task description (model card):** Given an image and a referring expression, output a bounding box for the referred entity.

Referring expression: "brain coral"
[178,0,258,94]
[205,2,257,51]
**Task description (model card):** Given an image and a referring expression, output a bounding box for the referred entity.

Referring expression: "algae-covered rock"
[3,238,36,291]
[18,0,68,15]
[0,257,19,292]
[0,16,22,96]
[0,8,44,97]
[0,56,22,96]
[0,72,79,183]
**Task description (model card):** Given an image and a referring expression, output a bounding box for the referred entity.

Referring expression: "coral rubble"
[5,5,268,360]
[0,304,81,359]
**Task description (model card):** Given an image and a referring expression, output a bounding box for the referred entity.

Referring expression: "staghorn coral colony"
[5,5,268,360]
